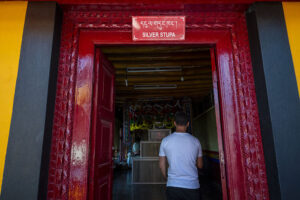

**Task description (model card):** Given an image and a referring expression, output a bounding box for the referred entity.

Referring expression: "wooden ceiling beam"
[112,59,211,66]
[116,92,211,96]
[115,93,209,100]
[115,75,212,82]
[116,80,212,86]
[106,52,210,61]
[116,93,210,98]
[116,73,212,79]
[116,85,212,93]
[101,46,213,102]
[116,92,210,97]
[101,46,210,54]
[117,88,211,95]
[116,79,212,86]
[115,68,212,75]
[117,84,212,91]
[116,85,212,89]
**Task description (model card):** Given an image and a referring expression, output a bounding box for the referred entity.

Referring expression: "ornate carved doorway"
[47,4,269,200]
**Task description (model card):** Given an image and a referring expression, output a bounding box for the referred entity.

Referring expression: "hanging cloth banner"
[132,16,185,41]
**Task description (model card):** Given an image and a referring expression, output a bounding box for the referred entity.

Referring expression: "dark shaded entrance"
[104,45,223,200]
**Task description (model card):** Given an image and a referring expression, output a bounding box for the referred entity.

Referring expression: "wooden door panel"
[95,181,108,200]
[91,49,115,200]
[96,164,110,181]
[100,67,114,113]
[96,120,113,164]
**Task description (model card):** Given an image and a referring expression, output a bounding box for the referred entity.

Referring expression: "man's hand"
[197,157,203,169]
[159,156,167,179]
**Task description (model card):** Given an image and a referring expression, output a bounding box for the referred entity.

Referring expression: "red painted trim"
[66,27,95,199]
[47,5,269,200]
[24,0,291,4]
[87,49,100,200]
[211,47,228,200]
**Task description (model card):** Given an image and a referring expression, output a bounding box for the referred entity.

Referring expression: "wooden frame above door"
[47,4,269,200]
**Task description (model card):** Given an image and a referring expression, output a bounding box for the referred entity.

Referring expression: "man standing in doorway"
[159,111,203,200]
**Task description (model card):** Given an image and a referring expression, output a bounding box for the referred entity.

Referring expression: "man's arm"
[196,139,203,169]
[159,156,167,179]
[197,157,203,169]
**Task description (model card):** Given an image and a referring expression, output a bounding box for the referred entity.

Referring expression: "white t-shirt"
[159,132,202,189]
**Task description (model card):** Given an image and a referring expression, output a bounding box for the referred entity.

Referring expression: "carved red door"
[89,49,115,200]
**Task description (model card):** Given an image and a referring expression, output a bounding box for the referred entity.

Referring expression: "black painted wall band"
[246,2,300,200]
[1,2,62,200]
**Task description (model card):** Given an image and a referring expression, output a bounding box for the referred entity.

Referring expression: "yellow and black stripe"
[0,2,61,199]
[246,2,300,200]
[0,1,27,195]
[283,2,300,96]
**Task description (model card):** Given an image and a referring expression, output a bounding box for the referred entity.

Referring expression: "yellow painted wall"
[283,2,300,97]
[0,1,27,194]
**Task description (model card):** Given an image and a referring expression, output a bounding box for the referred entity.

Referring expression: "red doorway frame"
[47,4,269,200]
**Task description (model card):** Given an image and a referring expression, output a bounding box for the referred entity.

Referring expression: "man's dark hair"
[135,135,141,142]
[175,111,189,126]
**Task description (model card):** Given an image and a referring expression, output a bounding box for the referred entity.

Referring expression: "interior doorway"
[47,6,269,200]
[91,45,226,200]
[96,45,224,200]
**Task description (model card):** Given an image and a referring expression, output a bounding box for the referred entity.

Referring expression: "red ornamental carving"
[47,4,269,200]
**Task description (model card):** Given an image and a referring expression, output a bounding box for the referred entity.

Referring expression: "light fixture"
[137,97,173,101]
[127,66,182,73]
[134,84,177,90]
[181,67,184,82]
[125,69,128,87]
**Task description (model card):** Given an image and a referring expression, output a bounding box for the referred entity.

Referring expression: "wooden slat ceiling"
[101,46,212,104]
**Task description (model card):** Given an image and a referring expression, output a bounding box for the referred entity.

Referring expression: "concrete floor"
[112,169,222,200]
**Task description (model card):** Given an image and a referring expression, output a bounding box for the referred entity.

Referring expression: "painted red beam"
[9,0,296,5]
